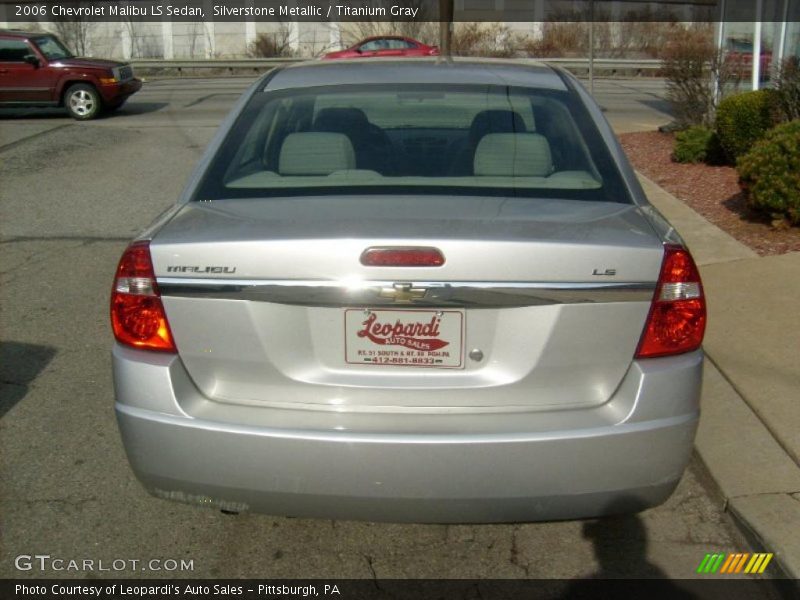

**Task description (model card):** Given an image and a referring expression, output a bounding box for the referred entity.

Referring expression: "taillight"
[635,244,706,359]
[110,240,176,352]
[360,247,445,267]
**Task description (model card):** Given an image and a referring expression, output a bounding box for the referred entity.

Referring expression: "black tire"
[64,84,102,120]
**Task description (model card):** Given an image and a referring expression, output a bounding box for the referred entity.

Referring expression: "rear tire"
[64,84,101,120]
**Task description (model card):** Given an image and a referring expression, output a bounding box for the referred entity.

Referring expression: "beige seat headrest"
[279,132,356,175]
[474,133,554,177]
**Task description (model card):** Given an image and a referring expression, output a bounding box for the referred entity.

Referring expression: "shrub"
[737,120,800,226]
[249,31,294,58]
[520,36,563,58]
[774,56,800,122]
[661,26,730,128]
[525,21,587,58]
[620,17,682,59]
[673,126,725,164]
[451,22,519,58]
[715,89,776,162]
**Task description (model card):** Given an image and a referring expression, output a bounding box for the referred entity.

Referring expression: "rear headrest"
[473,133,554,177]
[278,132,356,175]
[469,110,527,143]
[314,108,370,133]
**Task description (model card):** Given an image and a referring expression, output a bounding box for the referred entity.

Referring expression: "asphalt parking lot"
[0,76,778,585]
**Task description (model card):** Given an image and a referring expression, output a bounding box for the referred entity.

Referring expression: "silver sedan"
[110,59,706,523]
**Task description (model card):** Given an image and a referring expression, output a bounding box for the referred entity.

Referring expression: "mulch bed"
[618,131,800,256]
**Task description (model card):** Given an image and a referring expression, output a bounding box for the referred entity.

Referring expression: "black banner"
[2,579,797,600]
[2,0,797,24]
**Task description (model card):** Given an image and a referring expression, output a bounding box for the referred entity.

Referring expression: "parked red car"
[0,30,141,120]
[725,38,773,79]
[323,36,439,59]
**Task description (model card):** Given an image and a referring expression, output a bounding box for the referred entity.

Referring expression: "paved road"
[586,78,673,133]
[0,77,768,584]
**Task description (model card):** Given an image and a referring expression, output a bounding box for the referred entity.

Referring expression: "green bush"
[715,89,776,162]
[737,120,800,226]
[673,126,725,164]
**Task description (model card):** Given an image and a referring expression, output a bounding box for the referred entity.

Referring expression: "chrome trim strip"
[157,278,655,307]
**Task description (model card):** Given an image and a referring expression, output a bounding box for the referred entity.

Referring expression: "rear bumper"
[113,345,702,523]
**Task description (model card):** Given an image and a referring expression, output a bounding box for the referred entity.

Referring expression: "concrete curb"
[696,361,800,580]
[638,173,800,581]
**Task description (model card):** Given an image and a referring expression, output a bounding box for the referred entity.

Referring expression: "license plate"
[344,309,465,368]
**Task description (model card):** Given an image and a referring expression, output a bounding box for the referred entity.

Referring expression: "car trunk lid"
[151,196,663,411]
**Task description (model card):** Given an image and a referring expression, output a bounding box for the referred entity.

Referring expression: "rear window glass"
[196,83,632,204]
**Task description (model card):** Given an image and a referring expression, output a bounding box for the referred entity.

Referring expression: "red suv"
[0,30,141,120]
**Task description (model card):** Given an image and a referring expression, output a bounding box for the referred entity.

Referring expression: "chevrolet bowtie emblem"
[379,283,427,303]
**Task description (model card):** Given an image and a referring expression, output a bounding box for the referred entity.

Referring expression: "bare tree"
[50,2,95,56]
[774,56,800,122]
[339,0,437,46]
[123,19,161,59]
[202,21,216,58]
[123,18,144,59]
[521,6,683,60]
[450,22,519,58]
[661,25,737,127]
[183,21,205,59]
[249,22,295,58]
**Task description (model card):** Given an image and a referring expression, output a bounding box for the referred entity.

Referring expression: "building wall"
[1,0,798,63]
[0,17,339,59]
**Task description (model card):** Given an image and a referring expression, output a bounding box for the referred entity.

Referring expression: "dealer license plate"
[344,309,465,368]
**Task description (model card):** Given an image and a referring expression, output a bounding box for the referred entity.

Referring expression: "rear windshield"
[196,82,632,203]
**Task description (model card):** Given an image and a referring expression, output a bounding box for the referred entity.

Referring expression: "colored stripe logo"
[697,552,773,574]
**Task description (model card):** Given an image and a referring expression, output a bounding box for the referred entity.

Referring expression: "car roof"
[358,35,417,42]
[0,29,51,39]
[264,58,568,92]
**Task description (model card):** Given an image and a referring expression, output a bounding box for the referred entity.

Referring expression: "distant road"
[0,75,673,138]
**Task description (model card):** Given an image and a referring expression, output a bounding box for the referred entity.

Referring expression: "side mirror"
[23,54,40,67]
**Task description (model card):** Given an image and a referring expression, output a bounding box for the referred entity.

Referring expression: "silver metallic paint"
[114,59,703,522]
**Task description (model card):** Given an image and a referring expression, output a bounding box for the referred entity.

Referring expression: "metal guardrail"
[130,57,301,72]
[129,57,664,74]
[545,58,662,72]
